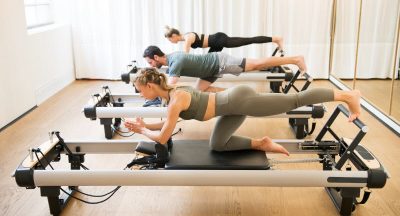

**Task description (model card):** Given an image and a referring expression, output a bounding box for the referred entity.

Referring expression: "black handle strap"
[355,190,371,204]
[305,121,317,135]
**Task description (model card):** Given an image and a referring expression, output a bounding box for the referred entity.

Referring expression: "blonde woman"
[125,68,362,162]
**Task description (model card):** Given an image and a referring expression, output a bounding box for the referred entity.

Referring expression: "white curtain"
[68,0,335,79]
[332,0,400,79]
[268,0,333,78]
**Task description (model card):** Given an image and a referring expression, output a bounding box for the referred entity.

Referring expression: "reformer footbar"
[261,48,313,93]
[13,105,389,216]
[84,86,325,139]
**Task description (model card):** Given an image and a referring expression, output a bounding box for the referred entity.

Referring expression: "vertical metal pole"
[328,0,337,76]
[353,0,363,90]
[389,5,400,115]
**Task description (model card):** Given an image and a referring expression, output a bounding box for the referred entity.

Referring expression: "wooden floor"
[1,80,399,216]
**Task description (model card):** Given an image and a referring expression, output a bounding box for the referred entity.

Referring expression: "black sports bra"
[190,32,205,48]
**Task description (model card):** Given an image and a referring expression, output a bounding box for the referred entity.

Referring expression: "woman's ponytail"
[164,26,180,38]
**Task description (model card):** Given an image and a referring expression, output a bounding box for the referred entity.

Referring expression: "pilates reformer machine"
[121,48,313,94]
[13,105,389,216]
[83,85,325,139]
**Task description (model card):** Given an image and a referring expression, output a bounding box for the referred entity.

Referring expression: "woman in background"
[164,26,284,53]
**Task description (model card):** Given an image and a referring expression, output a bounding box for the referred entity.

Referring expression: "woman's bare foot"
[346,90,361,122]
[273,36,284,51]
[335,89,362,122]
[294,56,307,75]
[252,136,290,156]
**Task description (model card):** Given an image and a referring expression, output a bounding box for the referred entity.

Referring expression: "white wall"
[27,25,75,104]
[0,0,75,129]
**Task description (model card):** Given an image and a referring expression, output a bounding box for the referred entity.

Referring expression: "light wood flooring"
[0,80,399,216]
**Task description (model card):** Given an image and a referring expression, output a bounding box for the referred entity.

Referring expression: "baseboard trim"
[0,106,37,133]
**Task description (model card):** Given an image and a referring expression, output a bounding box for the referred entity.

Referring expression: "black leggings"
[208,32,272,52]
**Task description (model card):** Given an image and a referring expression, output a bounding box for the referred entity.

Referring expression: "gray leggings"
[210,85,334,151]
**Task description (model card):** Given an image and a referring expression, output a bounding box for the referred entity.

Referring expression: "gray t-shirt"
[166,52,219,78]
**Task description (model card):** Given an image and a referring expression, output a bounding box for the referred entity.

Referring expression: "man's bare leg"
[245,56,307,74]
[195,78,225,92]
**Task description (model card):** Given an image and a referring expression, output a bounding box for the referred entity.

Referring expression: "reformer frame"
[83,85,325,139]
[14,105,389,216]
[122,67,312,93]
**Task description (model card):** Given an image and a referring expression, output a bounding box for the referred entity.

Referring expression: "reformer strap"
[355,190,371,204]
[54,131,73,155]
[305,121,317,135]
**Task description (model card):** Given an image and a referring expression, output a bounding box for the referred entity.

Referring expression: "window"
[24,0,54,29]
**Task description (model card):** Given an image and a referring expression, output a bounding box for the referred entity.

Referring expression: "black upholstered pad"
[165,140,269,170]
[136,141,158,155]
